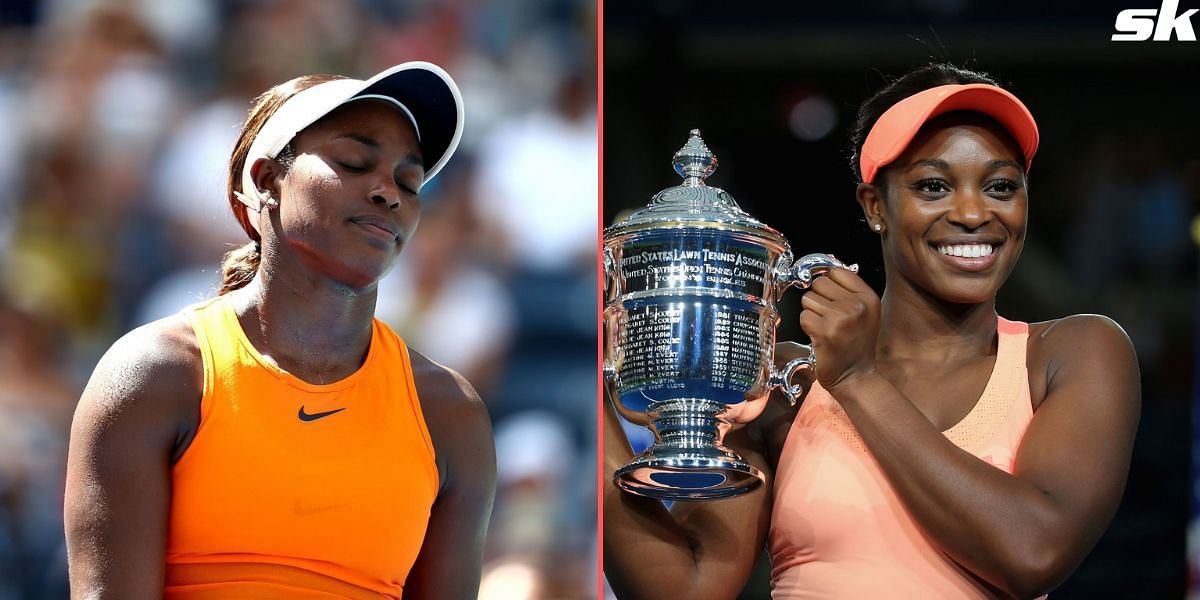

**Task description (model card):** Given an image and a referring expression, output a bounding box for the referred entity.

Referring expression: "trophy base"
[614,454,765,501]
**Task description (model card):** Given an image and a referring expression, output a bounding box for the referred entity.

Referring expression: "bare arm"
[803,270,1140,599]
[64,317,200,599]
[602,389,782,600]
[405,352,497,600]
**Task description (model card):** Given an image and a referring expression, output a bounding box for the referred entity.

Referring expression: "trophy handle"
[603,247,621,299]
[601,247,621,392]
[603,359,621,389]
[775,252,859,296]
[770,347,815,406]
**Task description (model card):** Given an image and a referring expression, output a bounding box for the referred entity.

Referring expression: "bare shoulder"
[74,311,203,455]
[408,349,489,423]
[1026,314,1140,410]
[84,312,201,405]
[407,350,494,488]
[1028,314,1137,368]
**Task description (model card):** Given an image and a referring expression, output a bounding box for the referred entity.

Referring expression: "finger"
[826,266,873,295]
[800,291,833,316]
[810,274,856,303]
[798,309,823,338]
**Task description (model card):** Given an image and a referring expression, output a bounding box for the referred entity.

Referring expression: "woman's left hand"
[797,267,881,392]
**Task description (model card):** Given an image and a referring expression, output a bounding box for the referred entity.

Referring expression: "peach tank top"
[165,295,439,599]
[769,317,1036,599]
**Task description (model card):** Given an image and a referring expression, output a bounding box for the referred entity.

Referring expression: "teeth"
[937,244,994,258]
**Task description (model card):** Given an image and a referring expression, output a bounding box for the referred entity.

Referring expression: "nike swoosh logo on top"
[298,406,347,422]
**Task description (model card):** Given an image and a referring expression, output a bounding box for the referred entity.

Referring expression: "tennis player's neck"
[228,279,375,379]
[877,288,998,362]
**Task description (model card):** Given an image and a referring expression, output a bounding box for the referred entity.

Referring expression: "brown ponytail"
[218,241,262,295]
[219,73,347,295]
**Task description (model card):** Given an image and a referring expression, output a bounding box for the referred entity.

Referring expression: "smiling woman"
[604,64,1141,600]
[63,63,495,599]
[866,110,1030,303]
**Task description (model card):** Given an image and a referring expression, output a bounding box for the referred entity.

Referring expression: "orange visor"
[860,83,1039,184]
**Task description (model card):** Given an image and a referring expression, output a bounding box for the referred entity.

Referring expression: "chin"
[919,260,1015,307]
[939,290,996,306]
[925,277,1005,306]
[325,260,391,291]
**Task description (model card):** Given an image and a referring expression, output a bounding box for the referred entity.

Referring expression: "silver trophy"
[603,129,855,500]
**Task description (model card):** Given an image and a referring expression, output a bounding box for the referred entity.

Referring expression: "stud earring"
[261,192,278,209]
[873,223,883,233]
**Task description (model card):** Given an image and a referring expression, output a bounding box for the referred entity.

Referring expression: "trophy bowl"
[604,129,854,501]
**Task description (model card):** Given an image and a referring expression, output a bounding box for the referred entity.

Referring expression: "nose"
[947,188,990,230]
[370,177,402,210]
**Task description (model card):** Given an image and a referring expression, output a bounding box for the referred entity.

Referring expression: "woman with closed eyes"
[65,62,496,599]
[604,63,1140,599]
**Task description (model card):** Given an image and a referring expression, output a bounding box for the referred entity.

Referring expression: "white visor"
[235,61,464,213]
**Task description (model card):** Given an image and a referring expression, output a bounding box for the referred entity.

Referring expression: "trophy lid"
[605,129,785,242]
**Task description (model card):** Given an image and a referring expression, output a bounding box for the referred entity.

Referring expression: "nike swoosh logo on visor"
[298,406,347,422]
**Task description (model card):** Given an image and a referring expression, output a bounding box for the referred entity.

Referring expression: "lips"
[349,215,400,243]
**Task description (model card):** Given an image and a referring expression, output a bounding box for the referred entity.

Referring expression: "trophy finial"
[673,129,718,186]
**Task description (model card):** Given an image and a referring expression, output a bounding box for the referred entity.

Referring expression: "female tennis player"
[65,62,496,599]
[604,63,1140,599]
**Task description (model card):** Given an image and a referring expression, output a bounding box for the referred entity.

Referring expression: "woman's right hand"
[797,266,883,393]
[602,388,776,600]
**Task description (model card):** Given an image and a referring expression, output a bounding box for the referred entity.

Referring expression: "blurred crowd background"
[0,0,597,598]
[605,1,1194,598]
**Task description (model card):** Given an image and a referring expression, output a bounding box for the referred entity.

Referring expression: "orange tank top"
[165,295,439,599]
[768,317,1037,599]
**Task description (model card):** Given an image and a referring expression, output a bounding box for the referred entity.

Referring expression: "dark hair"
[219,73,347,295]
[848,63,1001,185]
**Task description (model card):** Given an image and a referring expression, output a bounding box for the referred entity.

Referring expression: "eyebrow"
[904,159,950,172]
[336,132,379,148]
[334,133,424,167]
[986,159,1023,171]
